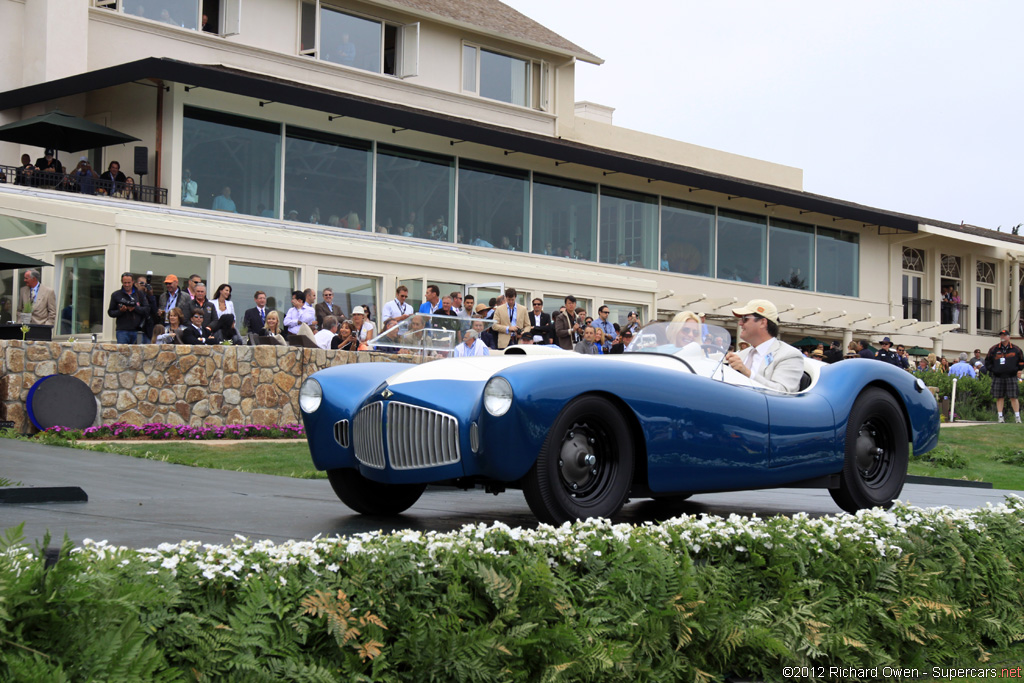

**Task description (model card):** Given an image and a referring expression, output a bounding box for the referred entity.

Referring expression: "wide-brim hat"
[880,336,893,344]
[351,306,366,315]
[732,299,779,324]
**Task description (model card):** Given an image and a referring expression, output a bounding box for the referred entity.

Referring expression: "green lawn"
[7,424,1024,492]
[909,424,1024,490]
[79,440,326,480]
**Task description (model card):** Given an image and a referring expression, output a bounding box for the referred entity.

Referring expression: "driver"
[667,310,704,355]
[724,299,804,393]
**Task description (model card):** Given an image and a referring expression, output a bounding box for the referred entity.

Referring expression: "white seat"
[799,357,825,393]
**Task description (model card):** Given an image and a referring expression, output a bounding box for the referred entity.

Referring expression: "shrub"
[994,447,1024,466]
[912,444,968,469]
[915,371,996,421]
[3,499,1024,681]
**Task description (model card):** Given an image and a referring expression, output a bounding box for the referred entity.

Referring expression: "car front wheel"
[326,468,426,515]
[829,388,909,513]
[523,396,634,525]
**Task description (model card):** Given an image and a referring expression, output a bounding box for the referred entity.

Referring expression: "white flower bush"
[55,496,1022,585]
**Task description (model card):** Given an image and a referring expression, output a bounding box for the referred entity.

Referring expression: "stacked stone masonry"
[0,341,423,433]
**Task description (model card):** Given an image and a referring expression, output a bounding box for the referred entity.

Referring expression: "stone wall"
[0,341,422,433]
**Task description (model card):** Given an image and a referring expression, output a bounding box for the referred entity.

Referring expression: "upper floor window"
[300,1,418,77]
[977,260,996,284]
[902,247,925,272]
[462,44,547,110]
[941,254,962,280]
[95,0,239,35]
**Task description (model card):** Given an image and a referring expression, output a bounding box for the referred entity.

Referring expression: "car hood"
[385,355,571,388]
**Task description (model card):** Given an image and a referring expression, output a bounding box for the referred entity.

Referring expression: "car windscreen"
[628,321,732,360]
[367,312,482,354]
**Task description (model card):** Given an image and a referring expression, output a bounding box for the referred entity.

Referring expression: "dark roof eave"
[0,58,919,232]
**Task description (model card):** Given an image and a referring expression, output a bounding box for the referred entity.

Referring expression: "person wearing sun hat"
[984,328,1024,423]
[874,337,902,367]
[724,298,804,393]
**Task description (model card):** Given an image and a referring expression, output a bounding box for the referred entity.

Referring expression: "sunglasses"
[677,328,699,338]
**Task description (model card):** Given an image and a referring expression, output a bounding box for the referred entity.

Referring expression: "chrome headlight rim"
[483,377,513,417]
[299,378,323,413]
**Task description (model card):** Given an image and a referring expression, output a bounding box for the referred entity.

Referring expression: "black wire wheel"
[523,396,635,525]
[326,468,426,515]
[829,388,909,513]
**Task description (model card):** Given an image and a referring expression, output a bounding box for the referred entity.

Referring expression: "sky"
[501,0,1023,231]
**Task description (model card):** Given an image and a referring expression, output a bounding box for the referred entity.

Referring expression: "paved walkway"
[1,440,1019,549]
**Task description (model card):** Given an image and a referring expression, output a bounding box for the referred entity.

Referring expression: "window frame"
[299,1,415,77]
[461,41,546,110]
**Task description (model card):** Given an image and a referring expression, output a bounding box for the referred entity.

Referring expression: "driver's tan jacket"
[736,338,805,393]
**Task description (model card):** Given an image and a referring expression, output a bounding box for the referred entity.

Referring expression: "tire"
[829,388,909,513]
[326,468,426,516]
[523,396,635,525]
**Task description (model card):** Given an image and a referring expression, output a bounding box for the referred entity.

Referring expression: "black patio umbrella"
[0,245,51,271]
[0,110,139,157]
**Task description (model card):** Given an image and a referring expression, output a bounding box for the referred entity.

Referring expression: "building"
[1,0,1020,356]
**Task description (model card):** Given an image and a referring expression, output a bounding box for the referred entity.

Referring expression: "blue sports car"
[299,316,939,524]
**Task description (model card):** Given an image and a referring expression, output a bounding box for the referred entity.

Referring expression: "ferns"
[4,502,1024,680]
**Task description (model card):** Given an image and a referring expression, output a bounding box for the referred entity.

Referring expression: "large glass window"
[125,0,199,29]
[318,272,379,322]
[0,269,13,324]
[320,6,382,72]
[457,160,528,251]
[375,145,454,243]
[717,210,766,284]
[604,302,645,330]
[397,278,424,313]
[532,174,596,261]
[599,188,658,269]
[769,219,814,290]
[0,215,45,239]
[58,252,105,336]
[816,228,859,297]
[128,251,210,314]
[182,107,282,218]
[660,199,713,276]
[284,127,371,229]
[229,263,296,334]
[463,45,530,107]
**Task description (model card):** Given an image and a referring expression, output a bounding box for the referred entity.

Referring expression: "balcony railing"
[902,297,932,323]
[0,164,167,204]
[940,301,969,333]
[976,307,1002,335]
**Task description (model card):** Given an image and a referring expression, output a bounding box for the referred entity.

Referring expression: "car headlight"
[299,378,323,413]
[483,377,513,417]
[915,378,927,393]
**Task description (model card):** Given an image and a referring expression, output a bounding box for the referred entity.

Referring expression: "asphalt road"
[1,440,1018,549]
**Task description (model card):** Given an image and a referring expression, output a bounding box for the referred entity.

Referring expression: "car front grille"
[352,403,385,469]
[386,402,461,470]
[333,420,350,448]
[351,401,461,470]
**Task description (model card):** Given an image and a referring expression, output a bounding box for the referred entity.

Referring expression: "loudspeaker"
[134,146,148,176]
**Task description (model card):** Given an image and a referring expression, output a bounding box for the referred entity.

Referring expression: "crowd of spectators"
[6,149,141,199]
[100,271,1022,402]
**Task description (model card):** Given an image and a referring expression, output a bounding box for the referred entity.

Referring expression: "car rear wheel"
[523,396,634,525]
[829,388,908,513]
[326,468,426,515]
